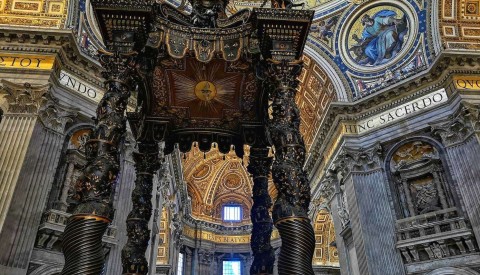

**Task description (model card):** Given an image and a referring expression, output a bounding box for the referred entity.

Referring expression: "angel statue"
[190,0,228,28]
[349,9,408,66]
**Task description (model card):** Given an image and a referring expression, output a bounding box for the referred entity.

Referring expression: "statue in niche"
[431,243,444,259]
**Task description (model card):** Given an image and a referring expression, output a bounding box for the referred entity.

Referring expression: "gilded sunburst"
[170,59,240,117]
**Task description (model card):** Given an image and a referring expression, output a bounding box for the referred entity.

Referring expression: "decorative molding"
[333,143,383,177]
[431,105,475,146]
[38,97,78,133]
[0,80,49,114]
[318,169,337,203]
[305,57,480,180]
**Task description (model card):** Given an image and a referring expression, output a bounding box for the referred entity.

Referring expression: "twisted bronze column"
[61,51,137,275]
[122,143,160,274]
[267,59,315,275]
[248,147,275,275]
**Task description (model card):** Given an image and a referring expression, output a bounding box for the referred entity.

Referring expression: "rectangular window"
[222,260,241,275]
[223,205,241,222]
[177,252,184,275]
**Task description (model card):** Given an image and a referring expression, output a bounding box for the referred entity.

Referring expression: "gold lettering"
[453,75,480,91]
[0,54,54,70]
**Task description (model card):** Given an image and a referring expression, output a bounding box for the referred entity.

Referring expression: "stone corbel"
[0,80,49,114]
[333,143,383,177]
[431,106,474,147]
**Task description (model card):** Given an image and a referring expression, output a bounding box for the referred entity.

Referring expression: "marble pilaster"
[0,80,76,275]
[432,105,480,244]
[331,144,405,275]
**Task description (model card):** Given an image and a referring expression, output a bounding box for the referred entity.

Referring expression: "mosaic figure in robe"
[350,10,408,66]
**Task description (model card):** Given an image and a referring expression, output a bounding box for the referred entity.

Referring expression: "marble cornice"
[0,27,104,88]
[305,55,480,178]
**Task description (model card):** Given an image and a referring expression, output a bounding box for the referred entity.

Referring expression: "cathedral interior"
[0,0,479,275]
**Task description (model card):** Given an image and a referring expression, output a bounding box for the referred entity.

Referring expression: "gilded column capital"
[0,80,50,114]
[333,143,383,177]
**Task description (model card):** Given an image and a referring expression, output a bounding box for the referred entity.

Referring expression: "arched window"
[222,204,242,222]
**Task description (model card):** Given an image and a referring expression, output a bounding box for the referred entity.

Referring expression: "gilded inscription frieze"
[183,224,280,244]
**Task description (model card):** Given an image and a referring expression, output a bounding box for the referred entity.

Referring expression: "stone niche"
[390,141,454,218]
[387,140,478,268]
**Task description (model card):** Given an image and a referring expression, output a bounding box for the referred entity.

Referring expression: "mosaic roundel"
[340,1,417,72]
[223,173,242,190]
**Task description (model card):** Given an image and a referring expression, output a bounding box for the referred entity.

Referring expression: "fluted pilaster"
[0,81,76,273]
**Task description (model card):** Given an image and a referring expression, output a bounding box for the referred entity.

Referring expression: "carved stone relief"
[390,141,453,217]
[333,143,383,177]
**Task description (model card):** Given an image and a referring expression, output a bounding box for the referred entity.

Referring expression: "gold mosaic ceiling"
[0,0,68,28]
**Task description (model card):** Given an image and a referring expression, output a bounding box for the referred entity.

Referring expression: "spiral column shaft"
[61,51,137,275]
[267,59,315,275]
[248,147,275,275]
[122,143,160,274]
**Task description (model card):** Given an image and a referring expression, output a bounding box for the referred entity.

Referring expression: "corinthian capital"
[38,97,78,133]
[431,106,474,146]
[333,143,383,176]
[0,80,49,114]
